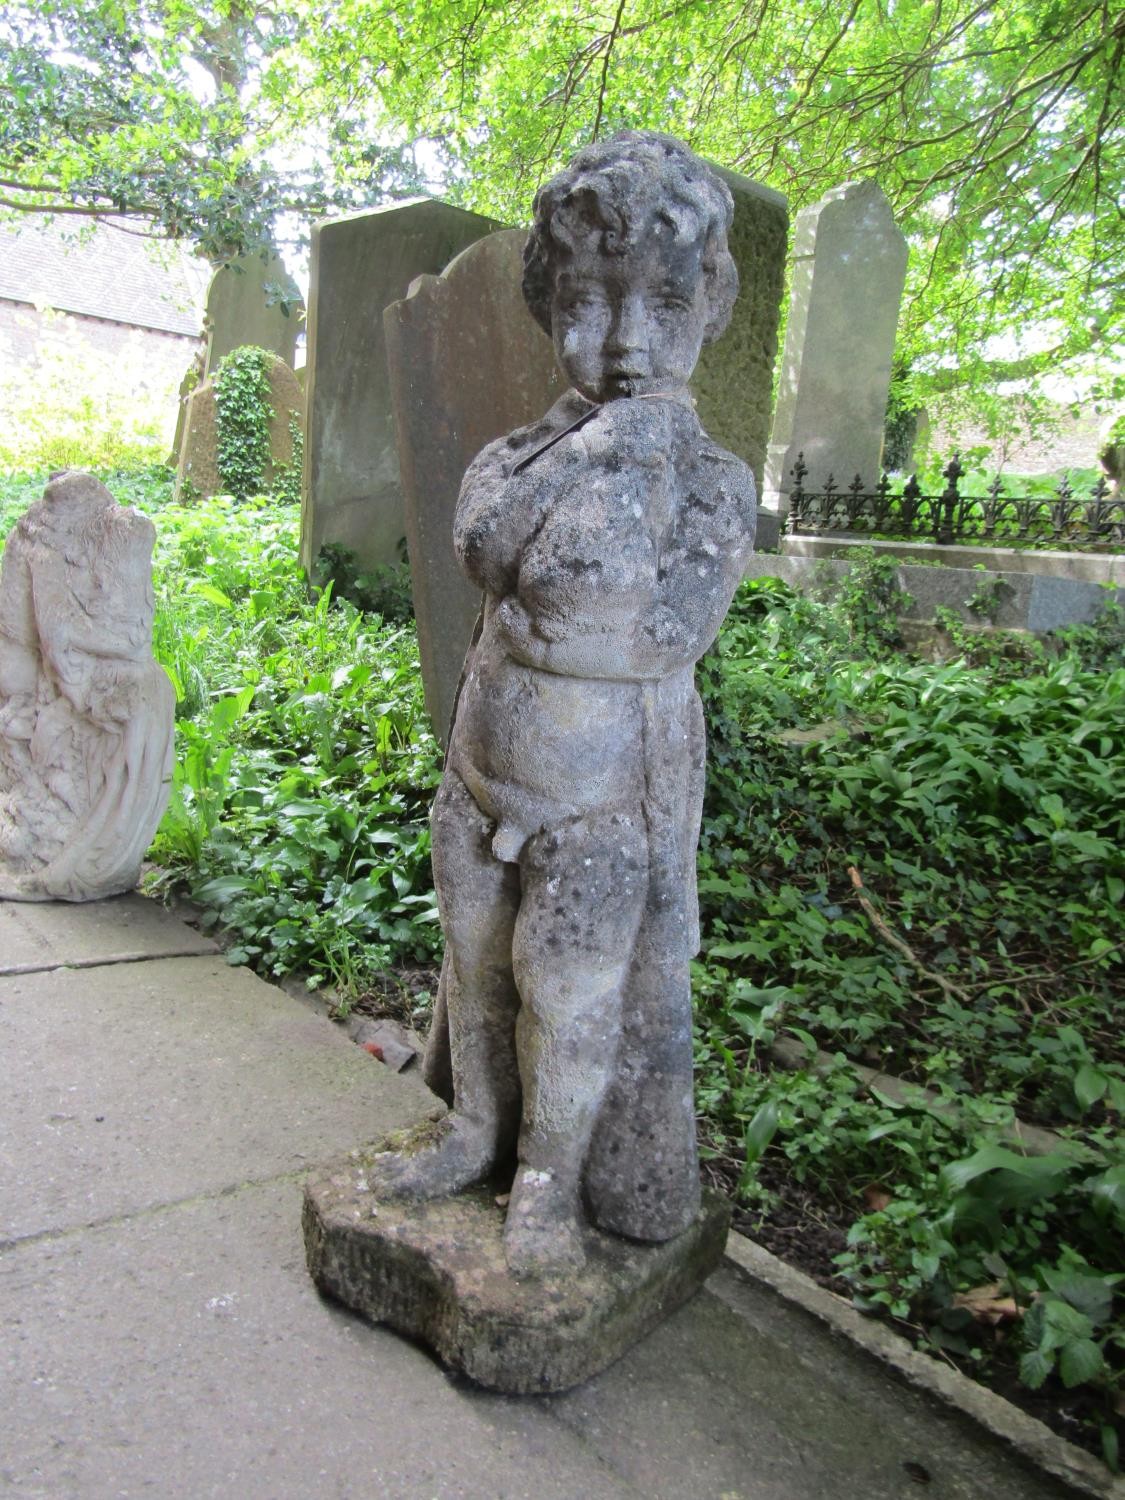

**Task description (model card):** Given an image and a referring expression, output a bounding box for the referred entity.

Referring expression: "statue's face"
[550,228,710,403]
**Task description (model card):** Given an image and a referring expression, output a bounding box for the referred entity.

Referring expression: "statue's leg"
[372,770,522,1198]
[504,808,648,1276]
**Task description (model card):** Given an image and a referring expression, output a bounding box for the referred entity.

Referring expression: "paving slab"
[0,955,432,1243]
[1,1178,1088,1500]
[0,897,1108,1499]
[0,893,217,975]
[0,1180,633,1500]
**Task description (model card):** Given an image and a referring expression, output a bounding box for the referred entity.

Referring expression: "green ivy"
[214,346,274,501]
[273,415,304,508]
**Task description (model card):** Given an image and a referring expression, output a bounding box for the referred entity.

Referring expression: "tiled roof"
[0,215,207,336]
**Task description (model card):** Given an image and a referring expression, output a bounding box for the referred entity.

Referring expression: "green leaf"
[1058,1338,1104,1389]
[1018,1350,1053,1390]
[193,582,233,608]
[1073,1063,1108,1110]
[1087,1165,1125,1223]
[1041,1299,1094,1348]
[197,875,252,904]
[940,1145,1072,1195]
[743,1100,780,1165]
[1101,1424,1120,1474]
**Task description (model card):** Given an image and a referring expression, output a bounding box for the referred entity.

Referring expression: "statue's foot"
[503,1165,587,1279]
[368,1115,499,1200]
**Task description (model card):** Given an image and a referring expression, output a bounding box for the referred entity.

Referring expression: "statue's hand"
[583,396,679,469]
[495,596,547,667]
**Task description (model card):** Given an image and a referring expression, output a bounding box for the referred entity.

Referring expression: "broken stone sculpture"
[305,131,757,1390]
[0,471,175,901]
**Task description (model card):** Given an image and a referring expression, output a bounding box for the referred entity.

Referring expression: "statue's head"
[523,131,738,403]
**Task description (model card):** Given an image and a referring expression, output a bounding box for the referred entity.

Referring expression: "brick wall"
[0,299,202,419]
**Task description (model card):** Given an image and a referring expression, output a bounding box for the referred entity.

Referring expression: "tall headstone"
[204,251,302,376]
[384,230,565,741]
[762,180,907,525]
[300,200,502,579]
[695,167,788,488]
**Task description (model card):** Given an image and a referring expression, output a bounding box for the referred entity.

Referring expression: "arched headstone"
[384,230,564,741]
[204,251,302,376]
[763,180,908,522]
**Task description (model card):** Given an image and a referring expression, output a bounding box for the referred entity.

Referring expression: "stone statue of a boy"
[375,131,757,1277]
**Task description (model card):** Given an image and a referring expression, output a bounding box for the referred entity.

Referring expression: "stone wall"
[747,537,1125,635]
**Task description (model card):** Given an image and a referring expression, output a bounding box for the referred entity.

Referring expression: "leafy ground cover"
[1,468,1121,1465]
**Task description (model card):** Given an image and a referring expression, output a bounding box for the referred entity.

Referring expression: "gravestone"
[168,340,207,468]
[386,169,786,743]
[384,230,566,742]
[203,251,302,376]
[695,166,788,488]
[762,180,908,530]
[0,471,174,901]
[300,200,502,579]
[175,351,303,501]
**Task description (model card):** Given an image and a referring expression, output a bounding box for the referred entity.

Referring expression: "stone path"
[0,895,1097,1499]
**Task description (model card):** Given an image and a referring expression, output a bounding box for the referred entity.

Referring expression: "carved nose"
[606,297,648,357]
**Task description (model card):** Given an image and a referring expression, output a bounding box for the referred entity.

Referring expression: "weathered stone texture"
[311,132,754,1387]
[300,200,502,578]
[304,1169,730,1394]
[0,471,174,901]
[764,180,908,513]
[174,352,303,500]
[384,228,565,742]
[694,166,788,488]
[203,251,302,376]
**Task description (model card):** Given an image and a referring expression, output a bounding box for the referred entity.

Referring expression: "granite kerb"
[723,1230,1124,1500]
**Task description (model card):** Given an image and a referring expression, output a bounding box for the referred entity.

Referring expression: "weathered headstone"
[168,340,207,468]
[384,230,566,741]
[762,180,908,527]
[203,251,302,376]
[0,471,174,902]
[175,351,303,501]
[306,130,756,1394]
[300,200,502,579]
[695,166,788,487]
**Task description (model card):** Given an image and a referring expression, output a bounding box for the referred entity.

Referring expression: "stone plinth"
[300,200,502,579]
[763,180,907,517]
[384,229,566,741]
[204,251,302,377]
[696,166,788,488]
[303,1163,730,1394]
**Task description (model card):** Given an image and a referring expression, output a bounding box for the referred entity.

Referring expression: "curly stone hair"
[522,130,738,346]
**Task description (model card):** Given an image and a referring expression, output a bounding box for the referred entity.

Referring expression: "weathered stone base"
[303,1161,730,1394]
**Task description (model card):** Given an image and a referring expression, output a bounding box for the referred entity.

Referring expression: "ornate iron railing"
[787,453,1125,550]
